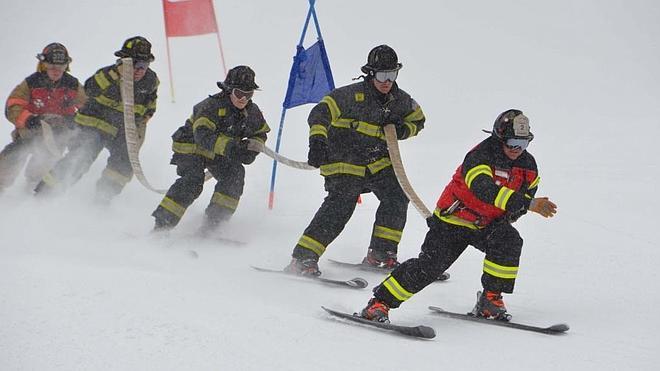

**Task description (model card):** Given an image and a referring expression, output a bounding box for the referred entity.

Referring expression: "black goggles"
[374,70,398,83]
[232,88,254,100]
[505,138,530,151]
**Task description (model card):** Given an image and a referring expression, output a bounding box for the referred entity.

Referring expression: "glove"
[26,115,42,130]
[529,197,557,218]
[307,139,328,168]
[394,120,408,139]
[237,139,258,165]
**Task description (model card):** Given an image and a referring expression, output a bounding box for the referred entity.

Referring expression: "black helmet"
[217,65,259,91]
[37,43,72,65]
[114,36,155,62]
[490,109,534,142]
[361,44,403,75]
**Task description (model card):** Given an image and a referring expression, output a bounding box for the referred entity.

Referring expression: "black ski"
[428,306,569,335]
[322,306,435,339]
[250,266,368,289]
[328,259,450,281]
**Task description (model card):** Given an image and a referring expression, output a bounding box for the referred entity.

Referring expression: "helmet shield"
[37,43,71,65]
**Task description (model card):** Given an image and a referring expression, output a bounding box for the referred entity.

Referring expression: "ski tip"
[417,325,436,339]
[349,277,369,288]
[548,323,570,332]
[428,305,445,312]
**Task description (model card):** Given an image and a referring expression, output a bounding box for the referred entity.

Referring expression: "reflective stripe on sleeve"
[494,186,515,210]
[465,164,493,188]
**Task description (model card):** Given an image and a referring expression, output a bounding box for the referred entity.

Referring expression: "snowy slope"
[1,1,659,370]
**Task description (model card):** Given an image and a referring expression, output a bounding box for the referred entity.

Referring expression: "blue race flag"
[282,40,335,109]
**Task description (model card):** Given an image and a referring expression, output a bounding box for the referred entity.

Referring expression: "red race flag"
[163,0,218,37]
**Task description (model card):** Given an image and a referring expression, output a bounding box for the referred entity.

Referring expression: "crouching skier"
[283,45,426,276]
[0,43,86,193]
[33,36,159,203]
[151,66,269,234]
[359,109,557,323]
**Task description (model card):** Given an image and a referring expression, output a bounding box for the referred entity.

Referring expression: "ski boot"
[283,257,321,277]
[359,298,390,323]
[361,249,400,269]
[471,290,512,321]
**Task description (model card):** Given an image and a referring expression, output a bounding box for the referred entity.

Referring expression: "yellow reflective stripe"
[133,104,147,116]
[433,208,481,230]
[494,186,515,210]
[367,157,392,174]
[211,192,239,211]
[159,196,186,218]
[101,167,131,186]
[483,259,518,279]
[108,70,119,81]
[465,164,493,188]
[382,275,413,301]
[319,162,366,177]
[320,96,340,122]
[297,235,326,256]
[74,113,118,137]
[42,172,58,187]
[172,142,196,154]
[197,147,215,159]
[94,71,111,90]
[331,119,384,140]
[404,122,417,137]
[309,124,328,138]
[94,94,121,109]
[529,176,540,189]
[147,100,157,110]
[373,225,403,243]
[213,134,233,155]
[255,122,270,134]
[404,107,424,123]
[192,117,217,132]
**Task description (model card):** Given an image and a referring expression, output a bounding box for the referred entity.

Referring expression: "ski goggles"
[232,88,254,100]
[44,63,67,71]
[505,138,531,151]
[374,69,398,83]
[134,61,150,70]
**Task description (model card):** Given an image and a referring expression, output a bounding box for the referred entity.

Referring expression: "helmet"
[37,43,72,65]
[491,109,534,141]
[114,36,155,62]
[217,65,259,91]
[361,44,403,75]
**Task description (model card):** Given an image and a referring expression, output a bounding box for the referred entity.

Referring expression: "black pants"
[292,166,409,260]
[35,126,134,201]
[152,153,245,227]
[374,216,523,308]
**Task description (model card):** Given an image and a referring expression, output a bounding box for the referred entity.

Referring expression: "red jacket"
[5,71,85,129]
[435,136,540,228]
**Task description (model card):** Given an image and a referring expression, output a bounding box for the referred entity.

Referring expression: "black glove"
[307,139,328,168]
[393,119,407,139]
[26,115,42,130]
[237,139,258,165]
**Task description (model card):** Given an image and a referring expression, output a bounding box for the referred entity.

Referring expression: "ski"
[250,266,368,289]
[428,306,569,335]
[322,306,436,339]
[328,259,450,281]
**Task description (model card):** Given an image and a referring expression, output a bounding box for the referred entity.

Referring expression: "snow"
[1,0,659,370]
